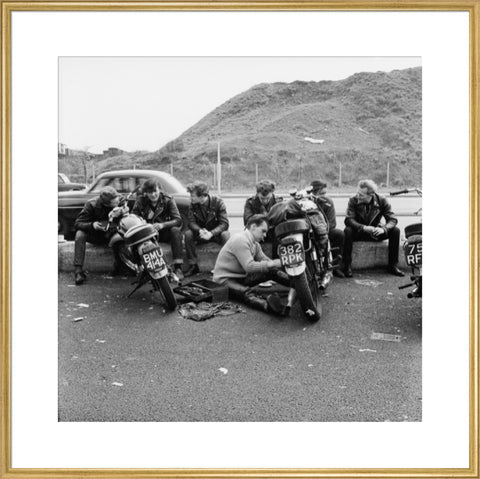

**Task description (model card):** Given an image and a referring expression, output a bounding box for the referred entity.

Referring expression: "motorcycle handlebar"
[390,189,410,196]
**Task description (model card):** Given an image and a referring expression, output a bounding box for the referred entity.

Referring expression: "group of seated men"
[72,176,405,294]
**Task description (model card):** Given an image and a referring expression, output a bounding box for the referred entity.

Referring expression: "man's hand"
[362,226,375,235]
[371,227,384,238]
[200,230,213,241]
[267,259,282,269]
[93,221,104,231]
[153,223,164,232]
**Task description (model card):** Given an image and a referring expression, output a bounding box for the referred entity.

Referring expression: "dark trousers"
[329,228,345,264]
[343,226,400,268]
[73,230,121,270]
[224,270,290,312]
[157,226,183,263]
[184,229,230,264]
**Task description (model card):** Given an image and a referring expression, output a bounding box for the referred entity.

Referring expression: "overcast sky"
[59,57,421,153]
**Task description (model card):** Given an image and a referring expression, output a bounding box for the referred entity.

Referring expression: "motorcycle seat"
[405,222,422,238]
[274,218,310,239]
[124,224,157,247]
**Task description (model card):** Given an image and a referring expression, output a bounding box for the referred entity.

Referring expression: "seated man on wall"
[213,214,289,316]
[343,179,405,278]
[310,179,345,278]
[243,179,283,258]
[73,186,125,285]
[184,180,230,277]
[132,177,185,280]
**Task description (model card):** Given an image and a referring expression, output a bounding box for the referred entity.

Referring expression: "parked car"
[58,169,190,240]
[58,173,87,192]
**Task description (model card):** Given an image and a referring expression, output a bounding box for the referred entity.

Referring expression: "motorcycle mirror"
[289,188,297,197]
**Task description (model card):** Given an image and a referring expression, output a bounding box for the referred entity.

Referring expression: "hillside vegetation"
[60,67,421,191]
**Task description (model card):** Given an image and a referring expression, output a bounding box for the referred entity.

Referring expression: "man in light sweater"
[213,214,290,316]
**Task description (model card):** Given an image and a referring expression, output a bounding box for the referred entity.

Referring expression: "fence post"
[339,162,342,187]
[217,142,221,195]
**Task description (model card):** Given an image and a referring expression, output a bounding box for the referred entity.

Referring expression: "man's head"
[99,186,120,208]
[356,179,378,204]
[256,180,275,204]
[142,178,163,203]
[246,214,269,242]
[187,181,209,205]
[310,179,327,197]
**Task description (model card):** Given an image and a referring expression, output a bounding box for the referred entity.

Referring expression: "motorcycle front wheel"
[292,268,322,322]
[152,277,177,311]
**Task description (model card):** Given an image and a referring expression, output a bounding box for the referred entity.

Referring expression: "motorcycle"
[106,192,178,311]
[270,187,334,322]
[390,188,422,298]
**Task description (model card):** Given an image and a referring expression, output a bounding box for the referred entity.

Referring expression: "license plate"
[404,242,422,266]
[278,241,305,266]
[141,247,166,272]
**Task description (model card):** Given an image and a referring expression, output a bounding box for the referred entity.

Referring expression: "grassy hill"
[60,67,421,191]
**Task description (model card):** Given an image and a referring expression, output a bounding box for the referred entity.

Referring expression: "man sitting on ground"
[343,179,404,278]
[213,214,289,316]
[132,177,184,279]
[73,186,124,285]
[184,181,230,277]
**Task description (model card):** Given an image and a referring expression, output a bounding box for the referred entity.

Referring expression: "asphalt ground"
[58,270,422,422]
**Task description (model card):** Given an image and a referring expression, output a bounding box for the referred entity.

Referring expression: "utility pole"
[386,161,390,188]
[217,142,221,195]
[339,162,342,187]
[213,163,216,186]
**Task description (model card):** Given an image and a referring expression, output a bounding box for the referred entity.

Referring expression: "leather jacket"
[187,194,229,237]
[132,193,182,230]
[243,194,283,225]
[345,193,398,233]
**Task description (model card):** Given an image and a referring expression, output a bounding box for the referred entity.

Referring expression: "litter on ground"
[218,368,228,375]
[77,303,90,308]
[371,332,402,342]
[359,348,377,353]
[354,279,383,288]
[111,382,123,387]
[72,317,84,322]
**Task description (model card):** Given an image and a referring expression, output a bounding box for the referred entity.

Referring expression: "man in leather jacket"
[343,179,404,278]
[73,186,124,285]
[132,177,184,279]
[184,181,230,277]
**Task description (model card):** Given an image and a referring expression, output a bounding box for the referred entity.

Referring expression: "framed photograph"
[1,1,478,478]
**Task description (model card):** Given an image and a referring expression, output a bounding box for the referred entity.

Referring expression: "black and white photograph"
[58,56,423,422]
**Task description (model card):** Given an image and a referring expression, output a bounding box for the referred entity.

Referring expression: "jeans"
[343,226,400,268]
[329,228,345,265]
[73,229,121,270]
[184,229,230,264]
[157,226,183,264]
[223,270,290,312]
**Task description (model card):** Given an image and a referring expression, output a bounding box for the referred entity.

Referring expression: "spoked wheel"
[152,277,177,311]
[292,261,322,322]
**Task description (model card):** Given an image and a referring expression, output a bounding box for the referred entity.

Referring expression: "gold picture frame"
[1,1,478,478]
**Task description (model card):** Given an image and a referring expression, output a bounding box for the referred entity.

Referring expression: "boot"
[244,293,269,313]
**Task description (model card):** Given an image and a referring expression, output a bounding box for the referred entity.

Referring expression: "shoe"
[74,271,87,285]
[344,266,353,278]
[174,266,184,281]
[333,268,345,278]
[388,265,405,277]
[184,264,200,277]
[319,271,333,291]
[266,293,285,316]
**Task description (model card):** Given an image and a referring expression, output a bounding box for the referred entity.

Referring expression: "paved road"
[59,271,422,422]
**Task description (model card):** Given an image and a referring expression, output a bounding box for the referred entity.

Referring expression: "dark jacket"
[74,196,118,234]
[345,193,398,233]
[313,195,337,231]
[132,193,182,230]
[243,194,283,226]
[187,195,229,237]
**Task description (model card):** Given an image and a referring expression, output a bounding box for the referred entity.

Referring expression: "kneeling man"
[213,215,290,315]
